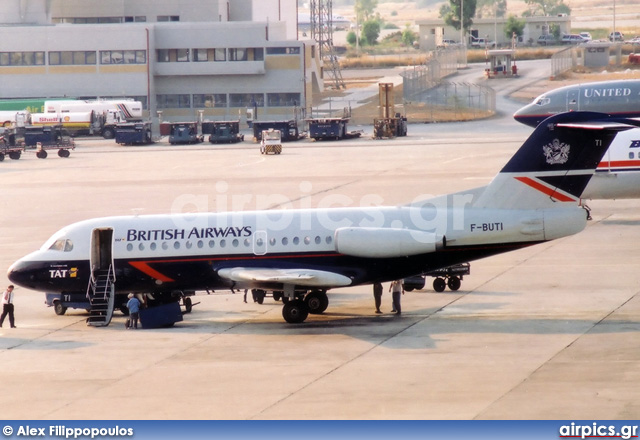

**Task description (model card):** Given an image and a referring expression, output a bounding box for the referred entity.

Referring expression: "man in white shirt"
[0,284,16,328]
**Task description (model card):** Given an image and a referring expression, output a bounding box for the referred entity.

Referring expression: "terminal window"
[0,51,45,66]
[230,93,264,107]
[193,94,227,108]
[100,50,146,64]
[267,93,300,107]
[156,94,191,109]
[156,49,189,62]
[49,51,96,65]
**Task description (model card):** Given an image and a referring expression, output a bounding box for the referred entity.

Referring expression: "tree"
[523,0,571,16]
[355,0,378,22]
[361,19,381,45]
[476,0,507,19]
[401,25,418,47]
[346,30,357,46]
[439,0,477,33]
[504,15,526,40]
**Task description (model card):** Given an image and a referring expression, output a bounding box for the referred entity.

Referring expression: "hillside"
[330,0,640,33]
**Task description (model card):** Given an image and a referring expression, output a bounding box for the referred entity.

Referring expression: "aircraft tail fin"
[473,112,640,209]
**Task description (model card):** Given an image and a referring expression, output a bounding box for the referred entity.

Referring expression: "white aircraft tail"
[473,112,640,209]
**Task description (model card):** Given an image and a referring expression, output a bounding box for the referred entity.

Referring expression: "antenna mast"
[309,0,345,89]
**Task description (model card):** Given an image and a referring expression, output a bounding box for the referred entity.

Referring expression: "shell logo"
[63,116,70,122]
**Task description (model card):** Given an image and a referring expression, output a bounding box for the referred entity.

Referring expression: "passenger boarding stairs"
[86,266,116,327]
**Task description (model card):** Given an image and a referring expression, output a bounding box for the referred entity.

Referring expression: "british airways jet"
[8,113,639,324]
[514,80,640,200]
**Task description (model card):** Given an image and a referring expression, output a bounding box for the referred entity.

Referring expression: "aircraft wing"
[217,267,353,288]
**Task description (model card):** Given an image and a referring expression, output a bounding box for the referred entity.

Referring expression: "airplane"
[583,127,640,199]
[513,79,640,128]
[8,112,640,325]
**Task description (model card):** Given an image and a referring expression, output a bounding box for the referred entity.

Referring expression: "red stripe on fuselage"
[128,261,176,282]
[598,160,640,169]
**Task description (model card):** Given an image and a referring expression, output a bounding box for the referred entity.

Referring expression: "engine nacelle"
[334,227,443,258]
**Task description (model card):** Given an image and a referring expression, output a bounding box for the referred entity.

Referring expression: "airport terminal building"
[0,0,321,122]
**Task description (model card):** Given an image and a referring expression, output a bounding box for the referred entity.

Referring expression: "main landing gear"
[251,288,328,324]
[282,290,329,324]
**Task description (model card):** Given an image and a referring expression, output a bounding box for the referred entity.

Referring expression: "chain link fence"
[550,46,579,79]
[401,48,495,122]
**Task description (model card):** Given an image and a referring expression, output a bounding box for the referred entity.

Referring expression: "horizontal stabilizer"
[218,267,352,288]
[474,112,640,209]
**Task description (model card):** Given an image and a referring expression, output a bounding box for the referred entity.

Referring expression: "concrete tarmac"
[1,117,639,420]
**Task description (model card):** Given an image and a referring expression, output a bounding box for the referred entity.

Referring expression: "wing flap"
[218,267,352,287]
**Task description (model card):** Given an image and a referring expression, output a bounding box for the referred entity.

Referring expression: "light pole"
[460,0,464,46]
[613,0,616,41]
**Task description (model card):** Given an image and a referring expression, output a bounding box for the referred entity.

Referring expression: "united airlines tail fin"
[473,112,640,209]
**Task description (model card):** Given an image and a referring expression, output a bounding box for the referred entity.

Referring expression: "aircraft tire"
[9,151,20,160]
[273,292,283,302]
[282,300,309,324]
[305,290,329,314]
[36,150,48,159]
[447,276,461,291]
[433,278,446,292]
[58,149,70,158]
[54,301,67,316]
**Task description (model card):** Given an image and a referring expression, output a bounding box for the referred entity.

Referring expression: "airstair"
[86,265,116,327]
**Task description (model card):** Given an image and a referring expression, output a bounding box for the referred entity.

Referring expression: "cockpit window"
[49,239,74,252]
[535,97,550,106]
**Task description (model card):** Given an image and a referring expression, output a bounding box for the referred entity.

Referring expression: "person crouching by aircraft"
[126,293,141,329]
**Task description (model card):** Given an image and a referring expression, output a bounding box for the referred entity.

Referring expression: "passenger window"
[629,152,635,159]
[232,239,239,247]
[138,243,145,251]
[162,242,168,250]
[282,237,288,245]
[174,242,180,249]
[126,243,133,251]
[150,242,157,251]
[315,236,321,244]
[246,238,253,246]
[293,237,300,245]
[220,239,226,248]
[208,240,215,248]
[325,236,333,244]
[269,238,276,246]
[304,236,311,245]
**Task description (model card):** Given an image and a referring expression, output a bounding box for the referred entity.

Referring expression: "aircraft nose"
[7,258,37,289]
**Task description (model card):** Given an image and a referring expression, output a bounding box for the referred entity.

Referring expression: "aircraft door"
[567,89,580,111]
[253,230,267,255]
[89,228,114,281]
